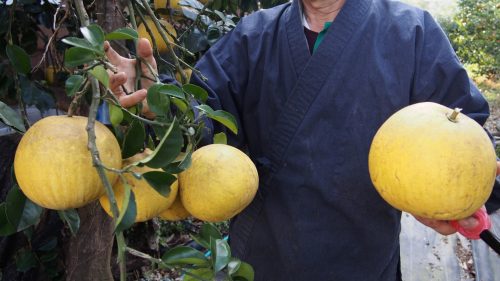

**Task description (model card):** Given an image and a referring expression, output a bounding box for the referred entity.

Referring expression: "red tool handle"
[450,207,491,240]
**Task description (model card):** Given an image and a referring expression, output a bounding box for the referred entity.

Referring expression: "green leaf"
[37,237,58,252]
[147,84,170,117]
[16,248,38,272]
[58,209,80,236]
[65,75,85,97]
[231,261,254,281]
[171,98,189,113]
[213,132,227,144]
[196,105,238,134]
[17,199,42,232]
[61,37,103,55]
[139,119,183,169]
[0,204,16,236]
[81,24,105,48]
[162,246,209,266]
[121,120,145,158]
[227,258,241,275]
[64,47,99,68]
[211,238,231,272]
[191,223,222,249]
[183,84,208,103]
[89,65,109,88]
[0,101,26,132]
[161,150,192,174]
[105,28,139,40]
[183,268,214,281]
[142,171,176,197]
[115,183,137,232]
[39,251,58,263]
[5,185,27,232]
[108,103,124,127]
[159,84,185,99]
[6,44,31,75]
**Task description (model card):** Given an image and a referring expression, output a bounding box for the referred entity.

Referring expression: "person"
[105,0,500,279]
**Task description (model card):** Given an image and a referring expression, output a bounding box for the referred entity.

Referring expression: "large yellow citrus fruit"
[175,68,192,83]
[179,144,259,222]
[14,115,122,210]
[154,0,180,10]
[158,193,191,221]
[368,102,497,220]
[99,150,178,222]
[137,18,176,54]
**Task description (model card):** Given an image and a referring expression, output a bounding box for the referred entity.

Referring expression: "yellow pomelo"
[137,18,176,54]
[175,68,192,83]
[368,102,497,220]
[14,115,122,210]
[99,150,178,222]
[158,193,191,221]
[154,0,180,10]
[179,144,259,222]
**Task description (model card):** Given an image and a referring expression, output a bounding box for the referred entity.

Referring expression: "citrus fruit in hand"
[368,102,497,220]
[179,144,259,222]
[14,115,122,210]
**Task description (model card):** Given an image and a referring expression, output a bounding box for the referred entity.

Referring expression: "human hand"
[105,38,157,117]
[414,161,500,235]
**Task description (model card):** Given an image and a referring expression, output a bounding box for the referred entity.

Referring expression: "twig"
[138,0,188,84]
[72,1,127,280]
[33,0,70,72]
[67,78,90,117]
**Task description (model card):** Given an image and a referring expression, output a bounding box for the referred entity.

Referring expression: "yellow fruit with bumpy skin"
[175,68,192,83]
[368,102,496,220]
[99,150,178,222]
[137,18,176,54]
[14,115,122,210]
[179,144,259,222]
[158,193,190,221]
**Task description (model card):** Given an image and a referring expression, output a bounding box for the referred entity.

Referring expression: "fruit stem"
[447,107,462,122]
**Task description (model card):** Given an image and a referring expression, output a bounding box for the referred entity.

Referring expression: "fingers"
[109,72,128,94]
[457,216,479,229]
[414,216,457,236]
[137,38,158,85]
[137,38,154,59]
[118,89,148,108]
[496,161,500,175]
[104,41,123,66]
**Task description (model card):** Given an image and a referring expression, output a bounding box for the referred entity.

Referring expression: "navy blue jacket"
[187,0,500,279]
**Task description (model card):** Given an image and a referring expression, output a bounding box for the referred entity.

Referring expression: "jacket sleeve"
[189,23,250,150]
[410,11,500,213]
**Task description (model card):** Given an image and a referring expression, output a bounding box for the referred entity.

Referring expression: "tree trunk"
[64,203,115,281]
[63,2,127,280]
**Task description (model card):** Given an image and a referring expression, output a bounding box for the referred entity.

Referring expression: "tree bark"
[64,202,115,281]
[63,2,127,280]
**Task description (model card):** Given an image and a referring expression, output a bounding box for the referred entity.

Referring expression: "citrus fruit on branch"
[179,144,259,222]
[158,193,191,221]
[368,102,497,220]
[99,149,179,223]
[14,115,122,210]
[137,18,176,54]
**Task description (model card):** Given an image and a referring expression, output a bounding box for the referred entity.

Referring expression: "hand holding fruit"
[105,38,156,118]
[414,162,500,236]
[369,102,498,236]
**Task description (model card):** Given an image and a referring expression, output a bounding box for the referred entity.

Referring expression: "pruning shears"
[451,207,500,255]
